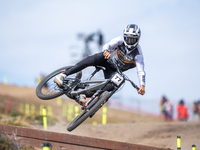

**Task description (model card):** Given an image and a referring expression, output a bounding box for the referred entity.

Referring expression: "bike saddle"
[96,65,106,71]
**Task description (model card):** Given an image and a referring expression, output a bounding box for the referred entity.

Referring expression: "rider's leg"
[55,73,67,87]
[75,94,87,105]
[63,52,106,76]
[55,52,108,104]
[55,52,105,87]
[55,52,116,103]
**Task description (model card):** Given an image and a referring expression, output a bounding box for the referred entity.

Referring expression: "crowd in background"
[160,96,200,122]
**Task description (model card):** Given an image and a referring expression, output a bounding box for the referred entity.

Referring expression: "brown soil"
[0,83,199,150]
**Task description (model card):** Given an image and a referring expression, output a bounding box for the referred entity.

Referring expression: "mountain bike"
[36,61,139,132]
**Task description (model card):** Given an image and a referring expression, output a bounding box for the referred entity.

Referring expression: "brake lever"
[130,80,140,91]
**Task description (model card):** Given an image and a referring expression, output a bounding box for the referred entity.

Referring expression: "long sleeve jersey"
[103,36,146,86]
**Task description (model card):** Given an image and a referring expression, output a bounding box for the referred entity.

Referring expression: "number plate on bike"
[111,73,124,86]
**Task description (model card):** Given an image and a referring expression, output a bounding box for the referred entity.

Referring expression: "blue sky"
[1,0,200,106]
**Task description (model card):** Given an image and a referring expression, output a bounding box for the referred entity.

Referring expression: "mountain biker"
[55,24,146,105]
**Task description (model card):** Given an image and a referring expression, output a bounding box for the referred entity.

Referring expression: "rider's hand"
[103,50,111,59]
[138,85,145,95]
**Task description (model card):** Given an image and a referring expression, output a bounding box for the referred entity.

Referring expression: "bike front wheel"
[36,66,82,100]
[67,91,110,132]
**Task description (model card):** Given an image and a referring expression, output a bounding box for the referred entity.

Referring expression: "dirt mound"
[0,83,199,150]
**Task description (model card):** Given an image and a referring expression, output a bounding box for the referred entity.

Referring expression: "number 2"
[115,75,121,82]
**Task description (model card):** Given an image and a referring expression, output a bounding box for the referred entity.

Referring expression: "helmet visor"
[124,36,138,46]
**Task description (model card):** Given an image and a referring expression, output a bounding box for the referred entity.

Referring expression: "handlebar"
[109,59,140,91]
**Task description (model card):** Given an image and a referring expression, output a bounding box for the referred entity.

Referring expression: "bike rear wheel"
[36,66,82,100]
[67,91,110,132]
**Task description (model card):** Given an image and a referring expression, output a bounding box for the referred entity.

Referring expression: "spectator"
[193,101,199,121]
[193,100,200,121]
[164,100,173,121]
[160,96,173,121]
[160,96,167,119]
[198,100,200,118]
[177,99,189,121]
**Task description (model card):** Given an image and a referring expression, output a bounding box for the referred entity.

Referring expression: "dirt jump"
[0,83,199,149]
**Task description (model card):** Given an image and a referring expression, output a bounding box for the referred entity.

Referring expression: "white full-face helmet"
[123,24,141,50]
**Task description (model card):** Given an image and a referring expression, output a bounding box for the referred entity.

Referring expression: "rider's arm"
[103,50,111,59]
[103,36,123,59]
[134,45,146,95]
[102,36,123,52]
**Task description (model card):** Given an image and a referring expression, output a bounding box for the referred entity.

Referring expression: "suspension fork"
[107,87,118,100]
[88,86,118,118]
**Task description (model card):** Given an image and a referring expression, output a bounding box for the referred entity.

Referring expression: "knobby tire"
[36,66,81,100]
[67,91,109,132]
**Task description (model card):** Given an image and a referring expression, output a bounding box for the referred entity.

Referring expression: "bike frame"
[65,62,139,131]
[66,66,123,105]
[65,62,139,109]
[70,79,110,97]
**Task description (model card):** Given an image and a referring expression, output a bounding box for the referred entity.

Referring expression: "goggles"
[124,36,138,45]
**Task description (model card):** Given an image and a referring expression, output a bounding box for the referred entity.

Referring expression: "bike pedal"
[62,86,69,91]
[81,106,89,113]
[81,106,86,110]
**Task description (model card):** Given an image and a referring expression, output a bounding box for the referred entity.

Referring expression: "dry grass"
[0,132,37,150]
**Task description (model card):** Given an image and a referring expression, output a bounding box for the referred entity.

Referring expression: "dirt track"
[0,83,200,150]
